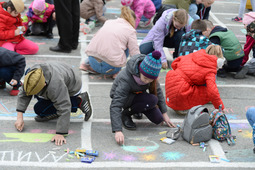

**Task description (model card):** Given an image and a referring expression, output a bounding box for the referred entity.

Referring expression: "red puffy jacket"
[0,2,24,46]
[165,49,224,110]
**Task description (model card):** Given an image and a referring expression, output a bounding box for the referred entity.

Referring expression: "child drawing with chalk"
[121,0,156,28]
[22,0,56,39]
[0,0,38,55]
[110,51,175,145]
[0,47,25,96]
[15,62,92,146]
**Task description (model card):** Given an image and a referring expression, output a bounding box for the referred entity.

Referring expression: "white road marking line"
[0,161,254,168]
[209,139,227,160]
[80,33,93,150]
[210,11,228,28]
[25,55,81,59]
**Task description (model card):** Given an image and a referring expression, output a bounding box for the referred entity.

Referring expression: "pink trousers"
[2,39,39,55]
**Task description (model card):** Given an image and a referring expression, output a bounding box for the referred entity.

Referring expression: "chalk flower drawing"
[103,152,117,160]
[122,140,159,153]
[161,152,185,161]
[141,154,156,161]
[241,130,252,138]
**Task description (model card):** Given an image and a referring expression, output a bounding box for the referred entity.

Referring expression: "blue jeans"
[0,66,16,83]
[246,107,255,146]
[34,96,79,117]
[88,49,129,75]
[189,3,200,20]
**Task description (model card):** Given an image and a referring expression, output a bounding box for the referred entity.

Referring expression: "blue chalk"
[136,29,150,33]
[220,158,230,162]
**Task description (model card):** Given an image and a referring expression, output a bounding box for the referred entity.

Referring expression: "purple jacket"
[141,9,194,63]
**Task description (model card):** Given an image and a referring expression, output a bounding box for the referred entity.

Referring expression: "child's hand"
[15,119,24,132]
[21,26,26,32]
[162,112,176,128]
[52,12,56,21]
[162,62,168,69]
[15,28,21,36]
[51,134,66,146]
[115,131,124,145]
[9,79,17,86]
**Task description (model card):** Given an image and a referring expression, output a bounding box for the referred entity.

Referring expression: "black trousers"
[54,0,80,50]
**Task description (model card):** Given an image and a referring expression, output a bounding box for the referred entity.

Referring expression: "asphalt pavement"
[0,0,255,169]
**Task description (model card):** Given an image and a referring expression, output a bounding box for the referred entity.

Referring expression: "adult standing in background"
[49,0,80,53]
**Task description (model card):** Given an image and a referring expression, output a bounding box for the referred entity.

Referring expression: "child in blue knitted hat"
[110,50,176,145]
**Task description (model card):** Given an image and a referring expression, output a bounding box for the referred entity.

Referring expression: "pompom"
[152,51,161,60]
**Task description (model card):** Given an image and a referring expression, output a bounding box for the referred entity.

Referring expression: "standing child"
[246,107,255,154]
[110,51,175,145]
[0,47,25,96]
[178,19,212,57]
[232,0,255,22]
[165,45,225,115]
[121,0,156,28]
[0,0,39,55]
[204,20,248,79]
[22,0,56,39]
[80,0,111,25]
[80,6,140,79]
[139,9,193,69]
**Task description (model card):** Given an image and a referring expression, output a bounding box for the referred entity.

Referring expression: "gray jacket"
[110,54,167,132]
[16,62,82,134]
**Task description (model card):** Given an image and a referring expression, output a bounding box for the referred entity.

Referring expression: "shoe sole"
[34,115,59,122]
[123,125,137,130]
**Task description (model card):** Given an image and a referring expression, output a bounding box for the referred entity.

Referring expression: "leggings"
[246,107,255,145]
[130,93,163,125]
[238,0,255,18]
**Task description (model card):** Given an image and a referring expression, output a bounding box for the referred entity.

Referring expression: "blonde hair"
[204,19,214,29]
[173,9,188,25]
[120,6,136,28]
[206,45,223,58]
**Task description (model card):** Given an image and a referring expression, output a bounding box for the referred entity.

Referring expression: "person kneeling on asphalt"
[14,62,92,145]
[110,51,175,145]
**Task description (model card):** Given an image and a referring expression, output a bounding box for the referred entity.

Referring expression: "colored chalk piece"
[67,148,69,154]
[159,131,167,135]
[200,142,205,148]
[160,137,175,145]
[76,148,86,153]
[220,158,230,162]
[66,158,70,162]
[85,150,99,157]
[209,155,220,163]
[77,152,85,157]
[69,151,74,154]
[238,130,242,132]
[81,156,95,163]
[203,147,206,152]
[68,154,74,159]
[192,143,199,146]
[77,154,80,159]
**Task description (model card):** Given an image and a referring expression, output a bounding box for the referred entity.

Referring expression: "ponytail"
[149,79,158,96]
[120,6,136,28]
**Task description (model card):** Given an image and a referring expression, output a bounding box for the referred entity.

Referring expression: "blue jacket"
[151,0,162,11]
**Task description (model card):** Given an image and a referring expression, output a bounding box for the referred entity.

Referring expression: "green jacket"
[209,30,244,61]
[162,0,192,12]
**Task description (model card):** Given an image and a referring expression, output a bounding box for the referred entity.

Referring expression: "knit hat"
[139,51,162,79]
[24,68,45,96]
[243,12,255,25]
[10,0,24,13]
[121,0,133,6]
[32,0,46,12]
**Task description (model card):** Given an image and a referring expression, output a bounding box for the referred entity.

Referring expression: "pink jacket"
[130,0,156,28]
[85,18,140,67]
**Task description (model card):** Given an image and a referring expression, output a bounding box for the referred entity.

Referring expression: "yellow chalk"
[159,131,167,135]
[77,154,80,159]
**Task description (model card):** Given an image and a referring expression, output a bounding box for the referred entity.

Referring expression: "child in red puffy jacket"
[0,0,38,55]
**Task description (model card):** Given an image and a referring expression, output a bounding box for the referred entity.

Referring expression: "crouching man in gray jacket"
[14,62,92,145]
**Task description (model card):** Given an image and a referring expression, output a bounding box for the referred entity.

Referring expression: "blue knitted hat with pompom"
[139,51,162,79]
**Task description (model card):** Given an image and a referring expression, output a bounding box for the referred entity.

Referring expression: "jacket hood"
[126,54,146,76]
[192,49,217,70]
[182,29,203,41]
[210,26,227,35]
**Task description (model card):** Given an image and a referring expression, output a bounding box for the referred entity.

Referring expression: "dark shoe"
[217,69,226,78]
[34,114,59,122]
[253,147,255,154]
[79,92,92,121]
[10,82,22,96]
[49,45,71,53]
[133,113,143,119]
[122,109,136,130]
[46,32,53,39]
[232,16,242,22]
[234,65,249,79]
[0,80,6,89]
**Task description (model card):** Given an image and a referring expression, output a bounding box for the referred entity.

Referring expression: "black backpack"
[152,4,177,25]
